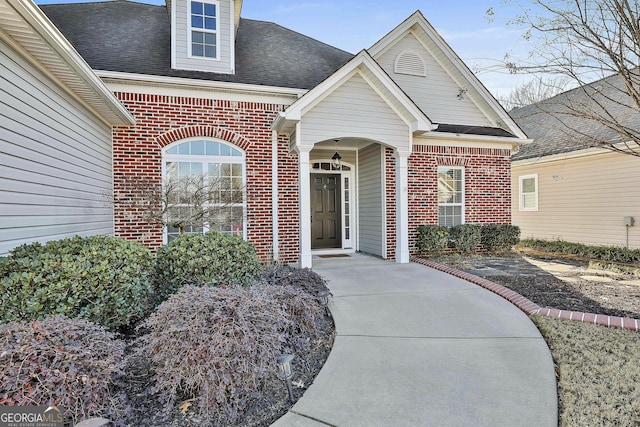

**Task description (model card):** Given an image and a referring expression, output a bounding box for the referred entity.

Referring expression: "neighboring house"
[511,73,640,249]
[0,0,135,256]
[3,0,529,267]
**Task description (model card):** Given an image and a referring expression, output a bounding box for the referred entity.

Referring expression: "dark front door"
[311,174,341,249]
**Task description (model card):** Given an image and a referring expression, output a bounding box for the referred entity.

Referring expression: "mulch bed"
[426,253,640,320]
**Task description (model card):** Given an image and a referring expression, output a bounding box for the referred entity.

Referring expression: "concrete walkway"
[272,254,557,427]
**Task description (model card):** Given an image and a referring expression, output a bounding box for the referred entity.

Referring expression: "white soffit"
[0,0,135,126]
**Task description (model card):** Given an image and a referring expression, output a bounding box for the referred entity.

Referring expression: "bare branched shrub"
[139,284,324,425]
[257,265,330,298]
[0,316,127,425]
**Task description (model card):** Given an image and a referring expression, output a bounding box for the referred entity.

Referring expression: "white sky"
[34,0,537,98]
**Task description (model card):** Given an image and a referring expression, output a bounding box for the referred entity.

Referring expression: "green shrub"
[450,224,482,253]
[415,225,450,253]
[140,284,323,424]
[257,265,330,298]
[153,231,263,302]
[481,224,521,252]
[520,239,640,264]
[0,316,127,424]
[0,235,153,330]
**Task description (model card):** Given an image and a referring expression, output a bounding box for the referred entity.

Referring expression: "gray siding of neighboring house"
[358,144,384,257]
[0,40,114,256]
[173,0,234,74]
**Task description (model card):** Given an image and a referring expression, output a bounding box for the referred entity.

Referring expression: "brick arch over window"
[155,126,252,151]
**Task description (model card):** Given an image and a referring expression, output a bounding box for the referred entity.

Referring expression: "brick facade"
[408,144,513,253]
[110,92,512,264]
[111,92,300,263]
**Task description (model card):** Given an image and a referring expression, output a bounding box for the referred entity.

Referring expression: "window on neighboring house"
[519,174,538,211]
[163,139,245,243]
[190,0,218,59]
[438,166,464,226]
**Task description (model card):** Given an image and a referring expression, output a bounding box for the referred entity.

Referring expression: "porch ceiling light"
[332,139,342,168]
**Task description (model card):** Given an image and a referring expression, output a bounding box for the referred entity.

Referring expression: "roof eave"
[1,0,135,126]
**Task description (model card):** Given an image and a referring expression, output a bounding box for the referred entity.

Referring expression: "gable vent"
[394,50,427,77]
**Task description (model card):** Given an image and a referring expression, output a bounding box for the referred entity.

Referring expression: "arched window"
[163,138,245,242]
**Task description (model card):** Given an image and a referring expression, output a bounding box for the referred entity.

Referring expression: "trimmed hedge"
[153,231,263,302]
[416,223,521,254]
[0,235,153,330]
[519,238,640,264]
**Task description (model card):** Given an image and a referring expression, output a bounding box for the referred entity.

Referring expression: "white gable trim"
[273,50,434,142]
[0,0,135,126]
[369,11,527,140]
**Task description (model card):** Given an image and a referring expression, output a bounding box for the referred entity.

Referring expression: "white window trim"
[438,166,465,226]
[187,0,221,61]
[162,137,246,243]
[519,174,539,211]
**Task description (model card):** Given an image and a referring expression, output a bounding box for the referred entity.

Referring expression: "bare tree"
[498,77,570,110]
[108,173,244,239]
[492,0,640,156]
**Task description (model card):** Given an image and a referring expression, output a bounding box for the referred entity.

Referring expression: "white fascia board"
[96,70,307,100]
[4,0,135,126]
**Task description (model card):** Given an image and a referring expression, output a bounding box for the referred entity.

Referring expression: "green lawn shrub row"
[519,238,640,264]
[0,235,153,330]
[416,223,521,254]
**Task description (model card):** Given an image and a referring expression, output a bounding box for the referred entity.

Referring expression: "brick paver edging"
[410,256,640,332]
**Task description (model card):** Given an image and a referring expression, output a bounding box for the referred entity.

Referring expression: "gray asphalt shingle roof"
[39,1,517,139]
[39,0,354,90]
[511,72,640,161]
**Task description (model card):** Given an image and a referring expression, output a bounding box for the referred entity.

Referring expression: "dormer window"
[190,0,218,59]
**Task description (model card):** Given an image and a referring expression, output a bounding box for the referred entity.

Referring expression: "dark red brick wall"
[111,93,299,263]
[408,145,512,253]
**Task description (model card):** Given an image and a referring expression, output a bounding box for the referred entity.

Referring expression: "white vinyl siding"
[301,73,409,149]
[519,174,538,211]
[0,40,114,256]
[376,33,492,127]
[173,0,233,73]
[512,151,640,249]
[358,144,383,257]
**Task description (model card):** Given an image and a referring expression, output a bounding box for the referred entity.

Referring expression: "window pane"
[204,17,216,30]
[192,15,203,28]
[204,33,216,44]
[522,178,535,193]
[522,194,536,209]
[220,143,231,156]
[205,141,220,155]
[177,142,190,154]
[204,45,216,58]
[192,43,203,57]
[208,163,220,177]
[204,3,216,16]
[191,140,205,155]
[231,163,242,177]
[191,1,203,14]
